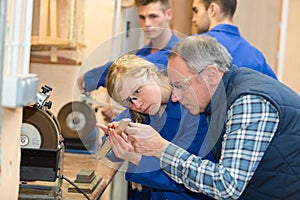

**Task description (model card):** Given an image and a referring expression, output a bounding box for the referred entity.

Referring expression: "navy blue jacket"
[212,66,300,199]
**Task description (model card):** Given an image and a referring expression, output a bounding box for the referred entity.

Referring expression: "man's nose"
[144,17,152,27]
[192,15,196,23]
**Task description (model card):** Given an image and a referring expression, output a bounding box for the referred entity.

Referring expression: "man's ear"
[208,2,220,18]
[166,8,173,21]
[202,65,220,86]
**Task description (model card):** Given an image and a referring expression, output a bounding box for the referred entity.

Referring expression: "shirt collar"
[210,24,241,37]
[145,32,179,51]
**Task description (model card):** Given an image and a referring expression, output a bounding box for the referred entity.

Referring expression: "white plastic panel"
[2,74,39,108]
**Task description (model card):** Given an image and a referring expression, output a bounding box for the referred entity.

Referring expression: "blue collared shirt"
[204,24,277,79]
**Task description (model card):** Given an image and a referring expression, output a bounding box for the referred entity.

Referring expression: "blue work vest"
[211,66,300,199]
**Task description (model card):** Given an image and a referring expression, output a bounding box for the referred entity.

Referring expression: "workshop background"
[0,0,299,199]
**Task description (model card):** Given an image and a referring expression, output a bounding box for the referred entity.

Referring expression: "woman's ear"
[147,68,159,80]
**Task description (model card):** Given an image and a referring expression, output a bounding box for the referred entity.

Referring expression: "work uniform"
[114,98,216,200]
[204,24,277,79]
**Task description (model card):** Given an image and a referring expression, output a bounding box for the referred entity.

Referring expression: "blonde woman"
[100,54,215,200]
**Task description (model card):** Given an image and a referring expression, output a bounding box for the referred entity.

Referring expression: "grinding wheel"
[57,101,97,140]
[21,106,59,149]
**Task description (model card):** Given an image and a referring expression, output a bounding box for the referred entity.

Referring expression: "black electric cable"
[59,175,91,200]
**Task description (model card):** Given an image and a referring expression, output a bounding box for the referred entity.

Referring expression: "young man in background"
[192,0,277,79]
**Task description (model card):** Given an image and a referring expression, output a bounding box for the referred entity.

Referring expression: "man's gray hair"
[169,35,232,73]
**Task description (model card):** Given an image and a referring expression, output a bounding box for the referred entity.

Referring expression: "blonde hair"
[106,54,170,123]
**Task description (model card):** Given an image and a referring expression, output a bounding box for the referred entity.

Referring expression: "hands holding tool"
[98,121,169,163]
[124,123,169,158]
[98,120,141,165]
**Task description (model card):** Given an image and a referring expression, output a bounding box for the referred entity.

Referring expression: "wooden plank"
[31,35,70,45]
[69,0,75,45]
[49,0,57,37]
[30,54,81,65]
[39,0,49,43]
[50,47,58,62]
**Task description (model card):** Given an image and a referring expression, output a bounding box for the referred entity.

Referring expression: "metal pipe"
[69,0,75,45]
[110,0,122,60]
[0,0,7,124]
[277,0,289,81]
[10,0,23,76]
[22,0,34,74]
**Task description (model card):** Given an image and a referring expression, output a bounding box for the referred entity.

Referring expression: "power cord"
[59,175,91,200]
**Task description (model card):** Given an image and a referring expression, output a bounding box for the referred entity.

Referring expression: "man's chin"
[190,109,200,115]
[146,34,156,40]
[183,104,199,115]
[144,31,159,39]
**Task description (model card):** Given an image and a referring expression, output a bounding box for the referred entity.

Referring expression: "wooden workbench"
[61,152,120,200]
[19,152,121,200]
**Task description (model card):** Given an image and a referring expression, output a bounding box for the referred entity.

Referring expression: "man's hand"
[125,123,169,158]
[77,73,85,91]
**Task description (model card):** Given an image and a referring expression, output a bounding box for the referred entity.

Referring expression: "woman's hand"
[97,121,119,135]
[108,128,142,165]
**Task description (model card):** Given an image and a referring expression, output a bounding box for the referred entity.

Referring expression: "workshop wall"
[234,0,281,75]
[282,0,300,94]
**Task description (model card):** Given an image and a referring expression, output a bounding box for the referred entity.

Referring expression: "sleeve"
[125,156,186,192]
[83,61,113,91]
[112,109,132,121]
[160,95,279,199]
